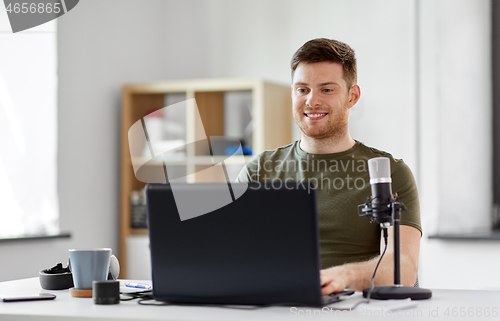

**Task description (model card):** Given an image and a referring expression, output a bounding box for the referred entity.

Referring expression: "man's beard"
[295,107,350,142]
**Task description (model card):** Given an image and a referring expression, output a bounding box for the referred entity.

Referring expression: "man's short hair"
[291,38,357,89]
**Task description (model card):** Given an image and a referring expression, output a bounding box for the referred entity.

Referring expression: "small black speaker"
[92,280,120,305]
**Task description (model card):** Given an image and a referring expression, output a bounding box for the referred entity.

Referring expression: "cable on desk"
[120,291,153,302]
[120,291,267,308]
[137,300,273,309]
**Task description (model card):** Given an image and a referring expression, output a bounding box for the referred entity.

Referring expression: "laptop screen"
[146,182,322,306]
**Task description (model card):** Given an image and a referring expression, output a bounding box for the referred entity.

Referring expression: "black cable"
[328,226,389,311]
[366,227,389,301]
[122,291,271,309]
[120,291,153,302]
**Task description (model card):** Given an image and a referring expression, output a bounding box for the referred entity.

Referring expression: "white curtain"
[0,10,59,238]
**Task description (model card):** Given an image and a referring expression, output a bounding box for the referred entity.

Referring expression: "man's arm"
[319,225,421,294]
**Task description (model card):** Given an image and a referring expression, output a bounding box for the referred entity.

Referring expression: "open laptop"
[146,182,341,306]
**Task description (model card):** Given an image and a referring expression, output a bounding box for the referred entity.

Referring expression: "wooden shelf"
[131,155,255,166]
[119,79,292,278]
[129,229,148,236]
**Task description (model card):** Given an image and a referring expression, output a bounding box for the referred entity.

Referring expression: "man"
[237,38,421,295]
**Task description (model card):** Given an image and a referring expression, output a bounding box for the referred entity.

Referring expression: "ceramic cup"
[69,248,112,290]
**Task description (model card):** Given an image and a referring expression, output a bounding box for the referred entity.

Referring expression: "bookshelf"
[119,79,293,278]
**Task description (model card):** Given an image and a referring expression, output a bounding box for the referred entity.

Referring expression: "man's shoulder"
[356,141,395,159]
[249,141,298,163]
[357,142,405,163]
[236,142,298,182]
[356,141,414,181]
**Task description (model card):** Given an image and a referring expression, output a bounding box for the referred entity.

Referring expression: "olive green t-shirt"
[236,140,421,269]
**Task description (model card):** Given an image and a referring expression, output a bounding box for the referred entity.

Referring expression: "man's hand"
[320,266,352,295]
[319,225,421,295]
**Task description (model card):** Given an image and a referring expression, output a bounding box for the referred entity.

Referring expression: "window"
[0,7,59,238]
[493,0,500,230]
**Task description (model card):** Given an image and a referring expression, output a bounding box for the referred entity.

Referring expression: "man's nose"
[306,91,321,107]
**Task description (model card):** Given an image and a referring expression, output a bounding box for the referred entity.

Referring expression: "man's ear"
[348,85,361,108]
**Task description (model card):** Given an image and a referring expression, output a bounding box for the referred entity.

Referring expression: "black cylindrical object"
[92,280,120,305]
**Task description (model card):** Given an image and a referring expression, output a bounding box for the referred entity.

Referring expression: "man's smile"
[304,112,328,120]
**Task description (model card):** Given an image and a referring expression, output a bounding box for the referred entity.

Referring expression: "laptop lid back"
[146,182,322,306]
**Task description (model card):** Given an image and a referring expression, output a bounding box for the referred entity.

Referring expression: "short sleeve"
[391,159,422,235]
[235,159,259,183]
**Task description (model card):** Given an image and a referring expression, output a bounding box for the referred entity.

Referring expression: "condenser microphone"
[361,156,432,300]
[367,157,394,226]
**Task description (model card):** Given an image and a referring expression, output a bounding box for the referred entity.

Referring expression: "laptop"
[146,182,339,306]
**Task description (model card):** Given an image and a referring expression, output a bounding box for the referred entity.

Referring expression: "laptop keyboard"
[322,289,355,305]
[322,295,341,305]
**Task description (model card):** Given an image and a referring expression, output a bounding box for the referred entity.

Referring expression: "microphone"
[367,157,394,227]
[359,157,432,300]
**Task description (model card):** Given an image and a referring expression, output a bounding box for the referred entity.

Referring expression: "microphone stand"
[362,200,432,300]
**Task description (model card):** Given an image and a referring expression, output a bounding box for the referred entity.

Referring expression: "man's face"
[291,61,358,141]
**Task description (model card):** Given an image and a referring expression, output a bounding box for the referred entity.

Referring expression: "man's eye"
[297,88,307,93]
[323,89,333,93]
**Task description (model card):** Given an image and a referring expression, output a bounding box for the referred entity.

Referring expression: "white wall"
[418,0,499,290]
[1,0,498,290]
[205,0,419,172]
[56,0,213,250]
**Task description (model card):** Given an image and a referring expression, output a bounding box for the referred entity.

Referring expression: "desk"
[1,278,499,320]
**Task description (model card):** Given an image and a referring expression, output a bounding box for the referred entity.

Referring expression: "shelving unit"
[119,78,293,278]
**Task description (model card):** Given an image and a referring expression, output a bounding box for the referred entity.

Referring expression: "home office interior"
[0,0,499,298]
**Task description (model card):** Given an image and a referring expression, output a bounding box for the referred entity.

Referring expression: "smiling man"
[237,38,421,294]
